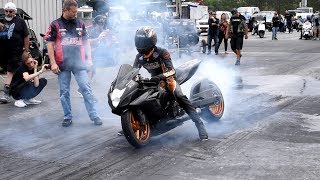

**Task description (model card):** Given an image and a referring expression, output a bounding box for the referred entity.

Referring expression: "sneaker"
[215,52,218,55]
[62,119,72,127]
[235,60,241,66]
[92,117,103,125]
[24,98,41,105]
[14,99,27,108]
[207,51,211,55]
[275,38,278,40]
[0,93,10,103]
[225,51,228,54]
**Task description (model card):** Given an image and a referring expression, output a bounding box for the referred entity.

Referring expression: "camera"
[45,64,51,69]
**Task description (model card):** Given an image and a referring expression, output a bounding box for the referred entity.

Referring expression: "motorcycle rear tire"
[121,110,151,148]
[190,79,224,122]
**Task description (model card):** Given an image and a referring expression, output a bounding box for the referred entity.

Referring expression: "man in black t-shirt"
[0,2,30,104]
[284,10,293,33]
[226,8,248,66]
[207,11,220,55]
[272,12,280,40]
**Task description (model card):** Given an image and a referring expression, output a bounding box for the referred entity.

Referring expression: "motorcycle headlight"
[110,88,126,108]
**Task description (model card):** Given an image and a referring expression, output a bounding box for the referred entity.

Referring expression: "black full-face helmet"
[134,26,157,54]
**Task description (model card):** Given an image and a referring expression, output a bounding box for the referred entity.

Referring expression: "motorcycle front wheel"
[121,110,151,148]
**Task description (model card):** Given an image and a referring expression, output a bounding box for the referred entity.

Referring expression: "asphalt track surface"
[1,30,320,179]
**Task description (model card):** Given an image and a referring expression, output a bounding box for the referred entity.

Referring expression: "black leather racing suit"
[133,46,208,139]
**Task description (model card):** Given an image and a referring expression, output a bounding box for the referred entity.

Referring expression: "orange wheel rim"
[130,113,150,142]
[209,97,224,116]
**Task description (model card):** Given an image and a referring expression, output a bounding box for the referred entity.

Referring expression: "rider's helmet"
[134,26,157,54]
[93,15,107,26]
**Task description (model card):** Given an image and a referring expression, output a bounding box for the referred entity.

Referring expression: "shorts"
[230,35,244,51]
[0,47,23,72]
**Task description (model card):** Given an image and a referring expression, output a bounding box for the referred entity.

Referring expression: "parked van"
[237,7,260,16]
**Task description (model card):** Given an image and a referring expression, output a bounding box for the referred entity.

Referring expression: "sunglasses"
[5,10,14,13]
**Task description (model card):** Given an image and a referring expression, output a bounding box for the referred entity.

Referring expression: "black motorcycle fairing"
[175,59,201,85]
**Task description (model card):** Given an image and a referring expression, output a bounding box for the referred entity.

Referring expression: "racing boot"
[190,113,208,140]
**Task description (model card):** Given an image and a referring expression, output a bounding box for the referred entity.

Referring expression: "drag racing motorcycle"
[108,59,224,148]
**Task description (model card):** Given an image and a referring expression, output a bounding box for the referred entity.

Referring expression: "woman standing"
[218,13,229,54]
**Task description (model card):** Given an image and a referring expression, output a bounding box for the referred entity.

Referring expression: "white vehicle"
[237,7,260,16]
[302,21,313,39]
[196,13,209,35]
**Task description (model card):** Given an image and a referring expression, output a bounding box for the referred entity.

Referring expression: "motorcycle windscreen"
[114,64,139,89]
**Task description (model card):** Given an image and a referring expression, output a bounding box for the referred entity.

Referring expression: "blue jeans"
[272,27,279,39]
[12,78,47,100]
[58,70,98,120]
[207,32,219,53]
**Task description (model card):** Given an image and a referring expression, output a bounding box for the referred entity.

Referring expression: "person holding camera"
[10,51,48,107]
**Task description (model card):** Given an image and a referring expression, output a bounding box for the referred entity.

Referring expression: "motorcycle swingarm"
[191,90,221,107]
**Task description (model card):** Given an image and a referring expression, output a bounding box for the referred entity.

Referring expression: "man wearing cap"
[226,8,248,66]
[0,2,30,103]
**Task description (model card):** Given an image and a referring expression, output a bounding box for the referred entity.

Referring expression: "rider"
[133,26,208,140]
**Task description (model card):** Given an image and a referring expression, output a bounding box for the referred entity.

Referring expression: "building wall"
[0,0,63,48]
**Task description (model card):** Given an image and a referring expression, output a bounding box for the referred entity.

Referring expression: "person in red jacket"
[46,0,102,127]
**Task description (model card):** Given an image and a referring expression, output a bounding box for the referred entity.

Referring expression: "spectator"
[86,15,111,69]
[244,11,251,27]
[207,11,219,55]
[272,12,280,40]
[297,16,304,39]
[46,0,102,127]
[226,8,248,66]
[76,15,108,97]
[10,52,48,107]
[0,2,30,103]
[312,14,319,40]
[218,13,229,54]
[284,10,293,33]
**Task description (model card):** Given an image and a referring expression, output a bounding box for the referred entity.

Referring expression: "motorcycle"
[108,59,224,148]
[302,21,312,39]
[252,20,265,38]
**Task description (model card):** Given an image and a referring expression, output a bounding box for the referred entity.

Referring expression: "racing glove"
[150,74,164,83]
